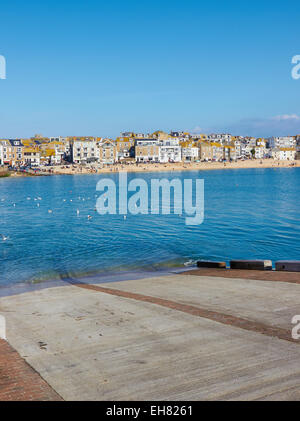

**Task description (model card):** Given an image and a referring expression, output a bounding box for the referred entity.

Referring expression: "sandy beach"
[2,159,299,179]
[38,158,300,176]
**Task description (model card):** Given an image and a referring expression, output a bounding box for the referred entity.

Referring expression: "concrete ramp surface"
[0,270,300,401]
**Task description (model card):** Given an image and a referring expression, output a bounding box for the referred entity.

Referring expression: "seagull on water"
[1,234,9,241]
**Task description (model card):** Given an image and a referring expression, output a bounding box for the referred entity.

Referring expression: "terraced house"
[0,141,4,165]
[271,147,296,161]
[98,138,117,164]
[233,138,244,159]
[211,142,224,161]
[181,141,199,162]
[135,139,160,163]
[199,142,213,161]
[49,141,68,164]
[254,145,265,159]
[0,139,24,166]
[158,138,181,163]
[50,137,70,158]
[296,135,300,159]
[223,144,235,161]
[71,138,99,164]
[23,146,40,166]
[268,136,296,149]
[115,136,134,161]
[207,133,232,144]
[1,130,299,168]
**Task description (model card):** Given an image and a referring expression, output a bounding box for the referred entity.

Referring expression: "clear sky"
[0,0,300,138]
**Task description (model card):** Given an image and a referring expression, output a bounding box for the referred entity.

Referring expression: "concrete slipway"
[0,270,300,401]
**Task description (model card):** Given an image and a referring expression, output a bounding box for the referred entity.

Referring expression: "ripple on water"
[0,168,299,286]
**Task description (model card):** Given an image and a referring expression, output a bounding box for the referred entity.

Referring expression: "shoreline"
[0,266,191,298]
[5,158,300,178]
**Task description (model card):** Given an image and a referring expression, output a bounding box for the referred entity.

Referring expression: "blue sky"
[0,0,300,138]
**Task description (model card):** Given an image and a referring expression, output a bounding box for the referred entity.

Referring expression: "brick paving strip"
[181,268,300,284]
[0,339,62,401]
[69,280,299,345]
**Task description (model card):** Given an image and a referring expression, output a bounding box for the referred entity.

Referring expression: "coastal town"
[0,130,300,174]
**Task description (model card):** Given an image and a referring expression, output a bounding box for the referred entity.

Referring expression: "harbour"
[1,168,300,288]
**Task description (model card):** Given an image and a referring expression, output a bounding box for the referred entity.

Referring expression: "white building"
[72,140,99,164]
[272,148,296,160]
[23,148,40,167]
[52,143,68,164]
[234,140,243,159]
[135,133,151,139]
[50,137,71,159]
[207,133,232,144]
[254,146,265,159]
[0,142,3,165]
[207,134,222,143]
[244,144,254,158]
[181,145,199,162]
[268,136,296,149]
[158,138,181,163]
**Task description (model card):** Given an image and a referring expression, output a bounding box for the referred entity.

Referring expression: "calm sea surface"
[0,168,299,287]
